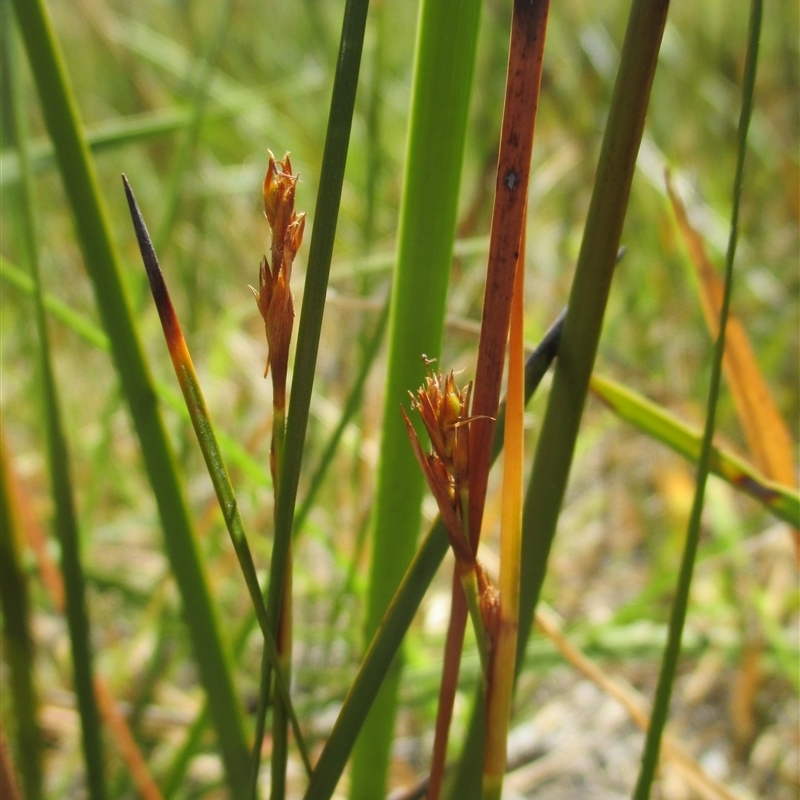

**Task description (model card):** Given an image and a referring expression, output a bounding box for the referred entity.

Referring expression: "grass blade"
[533,604,743,800]
[3,438,165,799]
[307,520,449,800]
[350,1,483,794]
[2,254,284,502]
[632,1,762,795]
[247,0,371,792]
[0,258,111,349]
[4,15,106,796]
[0,726,23,800]
[293,302,388,536]
[516,0,671,678]
[666,171,799,558]
[0,106,230,187]
[0,255,277,491]
[9,0,250,791]
[151,0,233,256]
[269,0,370,605]
[590,373,799,527]
[7,21,163,798]
[666,173,796,488]
[266,0,371,651]
[0,20,42,800]
[123,176,312,780]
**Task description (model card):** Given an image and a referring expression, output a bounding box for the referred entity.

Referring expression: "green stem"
[0,446,43,800]
[0,18,43,800]
[515,0,670,682]
[293,301,389,536]
[270,406,290,800]
[632,1,761,796]
[152,0,232,256]
[7,258,787,525]
[122,179,311,784]
[265,0,370,716]
[350,1,482,795]
[590,373,798,527]
[5,11,105,797]
[10,0,250,791]
[251,400,289,797]
[458,565,490,679]
[0,106,233,188]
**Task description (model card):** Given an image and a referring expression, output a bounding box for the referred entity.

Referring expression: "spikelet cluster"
[403,361,474,562]
[251,151,306,406]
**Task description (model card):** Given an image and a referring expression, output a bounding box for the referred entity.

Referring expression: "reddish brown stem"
[424,3,550,793]
[468,0,550,552]
[427,572,469,800]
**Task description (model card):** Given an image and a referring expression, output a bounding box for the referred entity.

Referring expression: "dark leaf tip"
[122,175,175,329]
[122,175,164,290]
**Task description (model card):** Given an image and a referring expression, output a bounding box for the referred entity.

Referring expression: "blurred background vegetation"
[1,0,797,797]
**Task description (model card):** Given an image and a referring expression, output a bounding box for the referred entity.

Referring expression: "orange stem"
[483,210,526,798]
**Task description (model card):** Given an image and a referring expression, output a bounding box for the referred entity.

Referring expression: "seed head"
[410,362,473,489]
[403,359,486,564]
[250,151,306,402]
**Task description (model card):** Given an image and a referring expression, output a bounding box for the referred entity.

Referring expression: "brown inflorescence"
[403,360,481,564]
[251,151,306,407]
[404,360,501,651]
[412,360,472,489]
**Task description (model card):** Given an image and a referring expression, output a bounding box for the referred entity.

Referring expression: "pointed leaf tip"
[122,176,175,328]
[122,175,164,288]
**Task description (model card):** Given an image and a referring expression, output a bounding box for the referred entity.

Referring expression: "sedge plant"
[633,1,763,795]
[250,152,306,797]
[121,172,312,790]
[2,0,795,797]
[409,2,551,796]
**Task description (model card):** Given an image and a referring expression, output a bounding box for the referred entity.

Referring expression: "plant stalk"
[482,219,526,800]
[632,0,762,795]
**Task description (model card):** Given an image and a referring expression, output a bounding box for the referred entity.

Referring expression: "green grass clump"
[1,0,796,798]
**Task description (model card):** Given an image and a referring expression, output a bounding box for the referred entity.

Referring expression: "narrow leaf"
[5,15,106,796]
[666,171,798,556]
[123,176,312,779]
[0,106,230,187]
[455,2,672,795]
[666,173,796,487]
[590,373,799,527]
[0,256,277,492]
[633,2,762,796]
[10,0,250,790]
